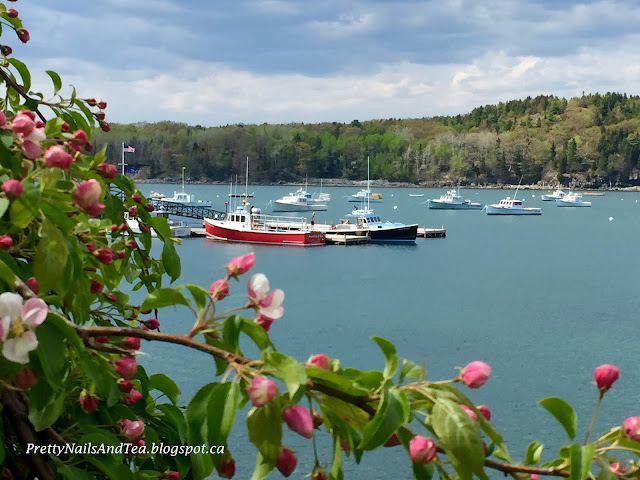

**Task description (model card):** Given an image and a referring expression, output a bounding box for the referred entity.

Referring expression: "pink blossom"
[0,236,12,250]
[162,471,179,480]
[119,418,144,442]
[73,179,104,217]
[145,318,160,330]
[0,110,5,126]
[14,368,38,389]
[276,446,297,477]
[2,180,23,199]
[247,376,276,407]
[97,100,108,110]
[255,314,275,331]
[306,353,331,370]
[460,361,491,388]
[0,293,48,364]
[25,277,39,294]
[21,140,42,160]
[409,435,437,464]
[610,462,625,475]
[209,279,229,301]
[226,252,255,277]
[11,113,34,136]
[90,279,103,294]
[124,389,142,406]
[97,162,117,179]
[459,404,478,421]
[247,273,284,319]
[0,45,10,57]
[114,356,138,380]
[7,9,18,18]
[79,390,99,413]
[218,453,235,478]
[124,336,141,350]
[623,416,640,442]
[282,405,313,439]
[477,404,491,421]
[594,364,619,392]
[117,378,134,392]
[43,145,73,169]
[16,28,30,44]
[100,122,110,132]
[95,248,114,264]
[73,129,88,145]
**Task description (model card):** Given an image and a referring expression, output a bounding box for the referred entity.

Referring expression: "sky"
[7,0,640,127]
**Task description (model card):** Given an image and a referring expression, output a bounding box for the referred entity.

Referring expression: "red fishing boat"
[203,204,326,246]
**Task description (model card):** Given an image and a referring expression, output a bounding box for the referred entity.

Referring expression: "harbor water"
[136,185,640,478]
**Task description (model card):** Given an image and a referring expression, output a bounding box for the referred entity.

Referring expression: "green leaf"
[184,284,208,311]
[0,260,16,286]
[186,382,237,451]
[157,404,187,443]
[222,314,243,354]
[538,397,577,440]
[162,241,181,281]
[329,434,344,480]
[247,401,283,463]
[264,351,306,401]
[8,58,31,92]
[359,386,409,450]
[0,198,8,218]
[140,287,190,311]
[241,317,274,350]
[79,352,119,406]
[45,70,62,95]
[250,451,275,480]
[10,185,41,228]
[569,443,595,480]
[150,215,172,238]
[28,391,64,431]
[35,317,68,389]
[33,218,69,294]
[399,358,423,383]
[306,367,371,397]
[596,463,619,480]
[431,399,485,472]
[58,465,96,480]
[524,441,543,465]
[149,373,181,405]
[371,336,398,380]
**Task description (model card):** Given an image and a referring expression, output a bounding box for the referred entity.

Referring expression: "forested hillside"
[92,92,640,187]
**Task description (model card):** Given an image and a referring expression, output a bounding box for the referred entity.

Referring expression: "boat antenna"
[514,175,524,200]
[181,166,185,194]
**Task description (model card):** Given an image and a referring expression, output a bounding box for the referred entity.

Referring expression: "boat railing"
[251,213,309,231]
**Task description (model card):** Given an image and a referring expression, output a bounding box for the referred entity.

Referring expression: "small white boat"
[272,188,328,212]
[486,197,542,215]
[125,210,191,238]
[540,188,565,201]
[348,188,383,202]
[409,194,424,197]
[163,167,212,207]
[429,189,483,210]
[555,191,592,207]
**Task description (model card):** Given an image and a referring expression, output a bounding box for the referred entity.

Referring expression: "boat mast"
[181,166,185,194]
[367,156,370,211]
[245,156,249,204]
[514,175,523,200]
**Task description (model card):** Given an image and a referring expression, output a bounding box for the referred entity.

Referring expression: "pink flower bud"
[95,248,114,264]
[126,239,138,250]
[129,206,138,217]
[25,277,39,294]
[94,336,109,344]
[209,279,229,301]
[124,336,141,350]
[226,252,255,277]
[594,364,619,392]
[144,203,154,212]
[119,418,144,442]
[132,193,142,203]
[124,389,142,406]
[19,110,35,121]
[118,378,134,392]
[116,250,125,259]
[95,162,117,179]
[11,113,34,136]
[35,121,45,129]
[477,404,491,421]
[409,435,437,464]
[247,376,276,407]
[531,475,539,480]
[255,314,274,331]
[73,179,102,213]
[2,179,23,199]
[276,446,297,477]
[459,404,478,421]
[106,293,117,302]
[383,432,401,447]
[282,405,313,439]
[16,28,29,44]
[100,122,110,132]
[96,111,106,121]
[14,368,38,389]
[90,279,103,294]
[0,45,12,57]
[460,361,491,388]
[114,356,138,380]
[21,140,42,160]
[73,129,88,145]
[306,353,331,370]
[162,471,179,480]
[43,145,73,169]
[0,235,13,250]
[7,9,18,18]
[79,390,99,413]
[139,223,149,234]
[61,121,70,133]
[85,98,97,107]
[610,463,625,475]
[97,100,108,110]
[145,318,160,330]
[218,453,235,478]
[623,416,640,442]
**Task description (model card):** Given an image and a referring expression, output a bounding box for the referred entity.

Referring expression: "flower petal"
[0,316,10,341]
[260,304,284,320]
[0,292,23,320]
[2,331,38,364]
[247,273,269,299]
[21,298,48,327]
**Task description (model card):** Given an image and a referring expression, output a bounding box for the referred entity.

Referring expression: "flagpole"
[121,142,125,175]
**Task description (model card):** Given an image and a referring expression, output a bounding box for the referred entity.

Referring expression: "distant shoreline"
[132,177,640,192]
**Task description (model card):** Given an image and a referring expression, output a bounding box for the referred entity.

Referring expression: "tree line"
[91,92,640,187]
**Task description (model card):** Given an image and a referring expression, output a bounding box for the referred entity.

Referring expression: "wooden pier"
[417,226,446,238]
[190,227,206,237]
[325,234,370,245]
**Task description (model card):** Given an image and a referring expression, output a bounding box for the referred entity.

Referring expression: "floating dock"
[190,227,206,237]
[325,234,370,245]
[417,226,446,238]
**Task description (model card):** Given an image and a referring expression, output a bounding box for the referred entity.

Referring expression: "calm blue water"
[135,184,640,479]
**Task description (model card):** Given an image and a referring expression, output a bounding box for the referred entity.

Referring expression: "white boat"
[409,194,424,197]
[540,188,565,201]
[428,189,482,210]
[486,182,541,215]
[272,187,328,212]
[555,191,592,207]
[348,188,383,203]
[125,210,191,238]
[163,167,212,207]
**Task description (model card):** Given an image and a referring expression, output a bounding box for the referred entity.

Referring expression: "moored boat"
[347,188,383,203]
[125,210,191,238]
[540,188,566,201]
[272,187,328,212]
[485,197,542,215]
[555,191,591,207]
[163,167,212,207]
[428,189,482,210]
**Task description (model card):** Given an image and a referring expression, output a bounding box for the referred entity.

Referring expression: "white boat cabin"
[498,197,523,208]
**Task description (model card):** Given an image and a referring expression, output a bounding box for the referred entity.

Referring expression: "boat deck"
[325,234,370,245]
[417,226,446,238]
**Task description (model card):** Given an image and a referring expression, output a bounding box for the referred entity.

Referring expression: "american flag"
[123,144,135,153]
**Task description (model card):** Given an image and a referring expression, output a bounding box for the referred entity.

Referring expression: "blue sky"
[8,0,640,127]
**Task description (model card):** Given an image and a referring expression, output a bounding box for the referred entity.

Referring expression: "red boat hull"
[204,219,325,246]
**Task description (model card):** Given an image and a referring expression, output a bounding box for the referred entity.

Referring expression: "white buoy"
[393,206,398,209]
[532,194,535,197]
[609,216,614,221]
